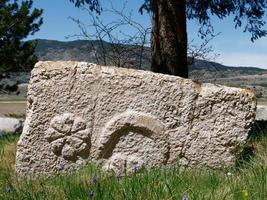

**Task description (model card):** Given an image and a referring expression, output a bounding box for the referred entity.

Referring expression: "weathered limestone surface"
[16,61,256,175]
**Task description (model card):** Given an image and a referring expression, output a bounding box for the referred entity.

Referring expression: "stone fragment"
[16,61,256,176]
[0,117,24,135]
[256,105,267,121]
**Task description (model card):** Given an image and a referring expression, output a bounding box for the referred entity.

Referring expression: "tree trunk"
[150,0,188,78]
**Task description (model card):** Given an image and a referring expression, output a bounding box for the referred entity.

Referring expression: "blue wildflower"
[88,191,94,198]
[133,164,139,173]
[92,174,97,183]
[59,163,64,170]
[5,187,11,193]
[182,194,188,200]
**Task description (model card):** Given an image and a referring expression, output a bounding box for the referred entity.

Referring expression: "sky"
[26,0,267,69]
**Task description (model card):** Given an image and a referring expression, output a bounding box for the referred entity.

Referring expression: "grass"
[0,132,266,200]
[0,95,27,102]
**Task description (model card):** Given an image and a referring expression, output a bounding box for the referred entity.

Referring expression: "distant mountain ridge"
[34,39,267,80]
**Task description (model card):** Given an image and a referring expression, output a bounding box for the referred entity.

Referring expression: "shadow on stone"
[237,120,267,167]
[248,120,267,140]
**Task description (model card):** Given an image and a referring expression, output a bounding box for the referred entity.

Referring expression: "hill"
[35,39,267,80]
[2,39,267,100]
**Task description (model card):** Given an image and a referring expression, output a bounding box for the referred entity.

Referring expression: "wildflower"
[227,172,233,176]
[133,164,139,173]
[5,187,11,193]
[59,163,64,170]
[182,194,188,200]
[92,174,97,184]
[241,189,249,199]
[88,191,94,198]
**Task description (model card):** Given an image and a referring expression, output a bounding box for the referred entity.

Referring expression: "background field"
[0,101,26,117]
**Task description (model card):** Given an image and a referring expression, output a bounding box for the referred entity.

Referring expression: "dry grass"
[0,102,26,117]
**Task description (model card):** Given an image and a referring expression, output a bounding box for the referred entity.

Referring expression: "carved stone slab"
[16,61,256,175]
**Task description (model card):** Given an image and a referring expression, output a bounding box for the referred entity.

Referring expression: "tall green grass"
[0,132,266,200]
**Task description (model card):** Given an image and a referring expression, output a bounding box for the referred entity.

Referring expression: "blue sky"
[27,0,267,69]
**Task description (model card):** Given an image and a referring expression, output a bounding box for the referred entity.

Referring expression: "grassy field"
[0,94,27,117]
[0,101,26,117]
[257,98,267,106]
[0,130,266,200]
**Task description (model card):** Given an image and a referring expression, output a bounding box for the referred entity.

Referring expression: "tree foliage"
[70,0,267,78]
[0,0,43,74]
[68,2,151,69]
[69,0,101,14]
[71,0,267,41]
[142,0,267,41]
